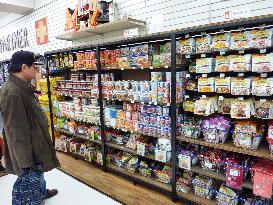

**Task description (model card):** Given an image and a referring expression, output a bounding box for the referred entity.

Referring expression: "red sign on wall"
[35,17,49,45]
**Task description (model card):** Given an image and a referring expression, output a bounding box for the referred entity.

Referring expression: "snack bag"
[252,53,273,73]
[195,35,212,53]
[215,56,230,72]
[211,33,231,51]
[196,58,215,73]
[230,54,251,72]
[250,29,273,48]
[230,31,251,50]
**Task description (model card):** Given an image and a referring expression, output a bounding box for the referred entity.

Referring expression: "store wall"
[0,0,273,60]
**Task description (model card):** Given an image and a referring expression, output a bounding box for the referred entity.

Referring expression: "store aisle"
[0,169,121,205]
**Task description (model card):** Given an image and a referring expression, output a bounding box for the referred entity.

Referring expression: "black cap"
[10,51,43,65]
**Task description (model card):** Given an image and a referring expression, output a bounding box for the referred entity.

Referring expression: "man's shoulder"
[0,80,21,100]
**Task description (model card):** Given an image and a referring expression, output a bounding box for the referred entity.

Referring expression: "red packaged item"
[253,171,273,199]
[226,164,244,190]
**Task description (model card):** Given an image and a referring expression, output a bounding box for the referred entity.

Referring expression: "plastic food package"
[196,58,215,73]
[195,35,212,53]
[230,31,251,50]
[254,100,273,119]
[252,53,273,72]
[218,98,233,115]
[215,77,231,93]
[194,97,217,116]
[183,100,195,112]
[201,115,231,144]
[179,38,196,54]
[230,55,251,72]
[176,171,194,193]
[198,77,215,92]
[216,185,239,205]
[251,77,273,96]
[211,33,231,51]
[230,100,252,119]
[192,175,217,199]
[199,148,223,172]
[231,78,251,95]
[250,29,273,48]
[215,56,230,72]
[233,121,264,150]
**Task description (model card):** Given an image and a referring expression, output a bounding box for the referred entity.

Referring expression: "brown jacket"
[0,74,60,175]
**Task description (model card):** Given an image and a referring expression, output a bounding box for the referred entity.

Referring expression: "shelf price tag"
[202,95,207,99]
[261,73,267,78]
[202,74,208,78]
[150,66,154,70]
[239,50,245,54]
[165,65,169,69]
[141,66,144,70]
[260,49,267,54]
[220,73,225,78]
[185,95,190,99]
[238,97,244,101]
[185,55,191,59]
[253,171,273,199]
[185,34,190,39]
[238,73,244,77]
[186,74,191,78]
[219,96,224,101]
[201,54,206,58]
[220,51,225,55]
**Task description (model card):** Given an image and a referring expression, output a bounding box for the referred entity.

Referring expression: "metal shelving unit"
[44,14,273,204]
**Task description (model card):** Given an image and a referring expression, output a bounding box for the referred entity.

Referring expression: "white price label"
[230,169,239,177]
[150,66,154,70]
[239,50,245,54]
[185,34,190,39]
[202,95,207,99]
[186,55,191,59]
[186,74,191,78]
[260,49,267,54]
[220,73,225,78]
[165,65,169,69]
[238,73,244,77]
[238,97,244,101]
[205,161,213,169]
[202,74,208,78]
[219,96,224,101]
[201,54,206,58]
[261,73,267,78]
[220,51,225,55]
[185,95,190,99]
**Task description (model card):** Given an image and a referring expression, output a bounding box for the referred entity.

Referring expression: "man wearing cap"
[0,51,60,205]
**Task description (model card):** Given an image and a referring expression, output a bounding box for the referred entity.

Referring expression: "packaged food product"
[215,77,231,93]
[215,56,230,72]
[179,38,196,54]
[230,100,252,119]
[192,175,217,199]
[231,78,251,95]
[252,53,273,73]
[250,29,273,48]
[230,55,251,72]
[176,171,194,193]
[198,77,215,92]
[233,121,264,150]
[218,98,233,115]
[196,58,215,73]
[194,97,217,116]
[186,79,198,91]
[216,185,239,205]
[201,115,231,144]
[183,100,195,112]
[254,100,273,119]
[230,31,251,50]
[252,77,273,96]
[195,35,212,53]
[211,33,231,51]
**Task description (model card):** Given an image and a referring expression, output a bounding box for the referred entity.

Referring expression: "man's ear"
[21,64,27,71]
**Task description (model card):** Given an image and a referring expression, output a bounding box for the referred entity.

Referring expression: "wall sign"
[35,17,49,45]
[0,28,29,53]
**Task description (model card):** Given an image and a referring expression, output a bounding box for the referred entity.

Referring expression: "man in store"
[0,51,60,204]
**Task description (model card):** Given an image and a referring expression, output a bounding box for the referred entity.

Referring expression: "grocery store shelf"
[53,114,100,126]
[190,166,253,190]
[56,18,146,41]
[55,128,102,144]
[105,125,165,139]
[177,136,273,160]
[107,163,172,193]
[106,142,156,161]
[177,191,216,205]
